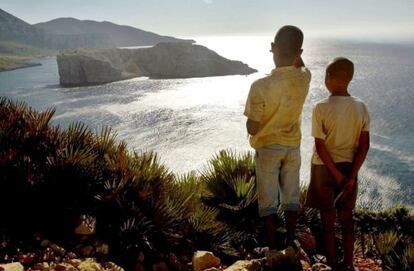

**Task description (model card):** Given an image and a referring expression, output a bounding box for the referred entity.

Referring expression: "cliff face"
[57,43,257,86]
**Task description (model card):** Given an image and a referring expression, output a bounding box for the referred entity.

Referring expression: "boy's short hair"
[326,57,354,82]
[274,25,304,57]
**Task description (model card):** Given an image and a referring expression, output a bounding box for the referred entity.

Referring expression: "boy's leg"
[307,164,340,268]
[255,146,285,249]
[336,163,357,268]
[284,210,298,247]
[338,209,354,267]
[263,214,278,249]
[279,146,301,247]
[321,209,336,268]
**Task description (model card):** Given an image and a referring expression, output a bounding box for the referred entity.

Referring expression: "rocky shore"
[57,42,257,86]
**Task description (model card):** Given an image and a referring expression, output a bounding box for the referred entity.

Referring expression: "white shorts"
[255,144,301,217]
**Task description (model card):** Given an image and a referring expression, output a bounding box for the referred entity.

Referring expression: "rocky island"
[57,42,257,86]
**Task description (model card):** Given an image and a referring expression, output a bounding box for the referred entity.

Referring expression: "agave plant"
[402,244,414,270]
[199,150,263,254]
[375,231,400,256]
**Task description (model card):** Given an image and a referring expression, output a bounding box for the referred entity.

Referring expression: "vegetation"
[0,55,40,72]
[0,97,413,270]
[0,41,55,71]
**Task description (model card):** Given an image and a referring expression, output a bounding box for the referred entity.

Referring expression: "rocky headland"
[57,42,257,86]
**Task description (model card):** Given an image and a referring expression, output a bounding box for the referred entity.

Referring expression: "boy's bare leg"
[284,210,298,247]
[338,209,355,267]
[264,214,277,249]
[321,210,336,268]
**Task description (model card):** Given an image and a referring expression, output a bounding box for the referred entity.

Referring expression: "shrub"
[199,150,264,255]
[0,98,198,269]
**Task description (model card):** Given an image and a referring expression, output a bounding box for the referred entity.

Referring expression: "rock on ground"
[311,263,332,271]
[192,251,221,271]
[0,263,24,271]
[224,260,260,271]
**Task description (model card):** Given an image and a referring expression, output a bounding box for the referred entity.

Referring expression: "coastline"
[0,55,42,72]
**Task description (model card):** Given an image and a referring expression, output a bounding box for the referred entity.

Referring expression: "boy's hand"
[294,56,305,68]
[333,171,346,186]
[343,178,356,194]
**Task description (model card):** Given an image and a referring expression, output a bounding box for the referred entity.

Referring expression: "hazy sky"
[2,0,414,41]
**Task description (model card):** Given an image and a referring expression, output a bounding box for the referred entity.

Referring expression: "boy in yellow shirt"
[244,25,311,248]
[306,57,370,270]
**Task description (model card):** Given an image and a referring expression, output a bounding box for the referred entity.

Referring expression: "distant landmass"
[34,18,195,48]
[57,42,257,86]
[0,8,193,71]
[0,8,193,50]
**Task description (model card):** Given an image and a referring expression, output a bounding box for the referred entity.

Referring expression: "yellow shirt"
[244,66,311,149]
[311,96,370,165]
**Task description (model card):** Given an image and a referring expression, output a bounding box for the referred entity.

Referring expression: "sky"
[2,0,414,42]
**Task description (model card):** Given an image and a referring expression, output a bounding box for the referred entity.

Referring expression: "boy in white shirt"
[306,57,370,270]
[244,25,311,249]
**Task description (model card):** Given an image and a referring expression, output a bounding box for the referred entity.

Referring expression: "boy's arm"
[244,82,264,136]
[344,131,370,191]
[315,138,345,185]
[246,119,260,136]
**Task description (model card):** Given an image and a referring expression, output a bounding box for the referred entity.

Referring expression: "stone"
[57,43,257,87]
[66,259,82,267]
[0,263,24,271]
[102,262,125,271]
[224,260,260,271]
[192,251,221,271]
[66,252,78,259]
[50,243,66,256]
[311,263,332,271]
[77,258,103,271]
[265,247,297,270]
[297,227,316,251]
[203,268,221,271]
[32,262,50,271]
[55,263,77,271]
[301,260,312,271]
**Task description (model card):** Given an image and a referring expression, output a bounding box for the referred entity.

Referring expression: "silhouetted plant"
[200,150,263,255]
[0,98,199,269]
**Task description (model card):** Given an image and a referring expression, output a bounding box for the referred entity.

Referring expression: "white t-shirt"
[311,96,370,165]
[244,66,311,149]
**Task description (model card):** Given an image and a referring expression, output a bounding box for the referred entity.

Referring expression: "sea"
[0,36,413,210]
